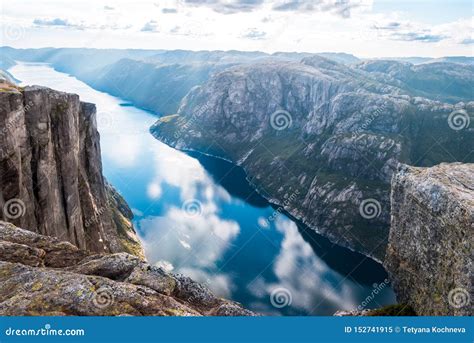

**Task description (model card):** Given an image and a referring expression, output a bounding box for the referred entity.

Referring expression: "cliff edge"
[0,84,143,258]
[0,221,253,316]
[0,83,255,316]
[385,163,473,315]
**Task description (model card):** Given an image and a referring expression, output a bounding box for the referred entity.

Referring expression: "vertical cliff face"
[385,163,473,315]
[0,84,143,258]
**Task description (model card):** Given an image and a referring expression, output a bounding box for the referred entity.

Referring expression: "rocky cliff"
[151,57,473,260]
[355,60,474,103]
[385,163,473,316]
[0,83,143,258]
[0,221,253,316]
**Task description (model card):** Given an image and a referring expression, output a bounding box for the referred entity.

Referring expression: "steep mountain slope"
[0,69,17,84]
[3,47,470,114]
[356,60,474,103]
[85,59,234,115]
[0,55,16,70]
[151,56,474,261]
[1,48,360,116]
[427,56,474,65]
[8,48,356,115]
[0,83,143,257]
[0,47,158,78]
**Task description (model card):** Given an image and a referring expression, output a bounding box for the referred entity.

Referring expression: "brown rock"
[0,86,143,258]
[0,221,255,316]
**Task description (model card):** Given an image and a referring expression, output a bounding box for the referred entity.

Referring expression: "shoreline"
[151,135,387,267]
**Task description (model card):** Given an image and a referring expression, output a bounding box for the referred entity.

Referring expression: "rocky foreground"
[385,163,473,316]
[0,221,254,316]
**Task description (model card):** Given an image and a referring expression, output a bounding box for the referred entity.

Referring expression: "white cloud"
[141,20,159,32]
[138,200,240,270]
[1,0,472,57]
[241,28,267,40]
[147,182,162,200]
[246,217,361,314]
[257,216,270,229]
[162,8,178,14]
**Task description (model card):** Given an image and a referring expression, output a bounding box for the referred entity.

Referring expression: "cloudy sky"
[1,0,472,57]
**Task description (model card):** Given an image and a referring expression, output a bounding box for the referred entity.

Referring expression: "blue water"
[9,62,396,316]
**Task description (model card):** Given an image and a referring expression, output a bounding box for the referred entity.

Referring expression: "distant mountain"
[375,56,474,66]
[426,56,474,65]
[151,56,473,260]
[355,60,474,103]
[85,58,235,115]
[379,57,432,65]
[271,52,360,64]
[146,49,268,65]
[0,55,16,70]
[0,69,17,84]
[3,47,470,112]
[1,47,361,114]
[84,51,361,114]
[314,52,360,64]
[0,47,158,78]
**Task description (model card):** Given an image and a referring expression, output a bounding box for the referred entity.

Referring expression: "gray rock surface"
[0,221,254,316]
[355,60,474,103]
[385,163,473,315]
[151,57,473,260]
[0,85,143,257]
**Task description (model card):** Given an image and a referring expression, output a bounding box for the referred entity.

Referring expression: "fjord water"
[10,62,396,315]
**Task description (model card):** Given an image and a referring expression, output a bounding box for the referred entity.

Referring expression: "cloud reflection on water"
[10,62,396,315]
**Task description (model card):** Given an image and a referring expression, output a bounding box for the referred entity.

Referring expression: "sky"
[1,0,473,57]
